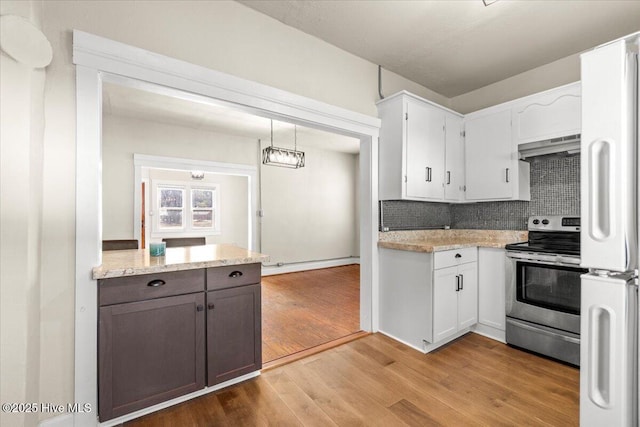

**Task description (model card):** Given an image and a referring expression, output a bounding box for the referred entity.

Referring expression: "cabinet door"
[433,266,459,342]
[99,293,205,421]
[465,109,513,200]
[457,262,478,330]
[478,248,506,331]
[444,113,464,201]
[406,99,445,200]
[207,284,261,385]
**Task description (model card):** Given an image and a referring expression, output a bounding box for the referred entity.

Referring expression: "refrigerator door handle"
[588,138,613,241]
[587,305,614,409]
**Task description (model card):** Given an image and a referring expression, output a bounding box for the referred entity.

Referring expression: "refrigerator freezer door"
[580,273,637,426]
[580,38,637,272]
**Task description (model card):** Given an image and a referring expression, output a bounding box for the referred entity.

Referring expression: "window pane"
[159,208,183,228]
[192,209,213,228]
[192,189,213,208]
[160,188,183,208]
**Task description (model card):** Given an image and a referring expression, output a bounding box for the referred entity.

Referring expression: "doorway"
[74,30,379,426]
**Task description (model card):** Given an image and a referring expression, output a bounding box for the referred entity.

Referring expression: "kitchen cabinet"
[512,82,581,145]
[476,248,507,342]
[444,113,464,201]
[464,108,530,201]
[206,263,262,386]
[433,250,478,342]
[378,246,477,353]
[377,91,464,202]
[98,269,206,422]
[98,263,262,422]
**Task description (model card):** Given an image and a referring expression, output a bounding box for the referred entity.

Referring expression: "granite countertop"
[378,229,528,253]
[93,243,269,279]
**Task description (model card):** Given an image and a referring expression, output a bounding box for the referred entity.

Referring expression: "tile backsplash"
[380,154,580,231]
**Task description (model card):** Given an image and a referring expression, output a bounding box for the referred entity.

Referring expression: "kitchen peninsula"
[93,244,268,423]
[378,230,527,353]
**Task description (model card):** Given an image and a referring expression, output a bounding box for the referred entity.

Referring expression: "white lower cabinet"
[476,248,507,342]
[379,247,478,353]
[433,258,478,343]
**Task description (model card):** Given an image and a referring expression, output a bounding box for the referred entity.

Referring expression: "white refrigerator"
[580,33,639,426]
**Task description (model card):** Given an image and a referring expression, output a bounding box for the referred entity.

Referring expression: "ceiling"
[238,0,640,98]
[102,82,361,154]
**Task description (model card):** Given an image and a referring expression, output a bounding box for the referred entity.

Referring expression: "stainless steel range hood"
[518,134,581,159]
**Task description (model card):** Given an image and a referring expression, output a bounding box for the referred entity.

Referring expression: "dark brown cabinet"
[98,264,261,422]
[207,284,261,385]
[98,292,205,421]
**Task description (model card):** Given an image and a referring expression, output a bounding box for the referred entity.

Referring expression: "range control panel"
[528,215,580,232]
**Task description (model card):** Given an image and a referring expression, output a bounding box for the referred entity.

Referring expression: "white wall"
[260,141,359,265]
[102,113,257,245]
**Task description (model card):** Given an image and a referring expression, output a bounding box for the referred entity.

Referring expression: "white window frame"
[151,179,221,237]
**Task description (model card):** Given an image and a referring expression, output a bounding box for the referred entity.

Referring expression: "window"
[152,181,219,236]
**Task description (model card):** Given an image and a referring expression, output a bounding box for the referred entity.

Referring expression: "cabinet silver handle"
[229,271,243,278]
[446,171,451,185]
[459,274,464,290]
[506,168,510,183]
[147,279,166,287]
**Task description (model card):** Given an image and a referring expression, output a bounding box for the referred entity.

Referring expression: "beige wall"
[260,141,359,265]
[0,2,46,426]
[102,114,258,244]
[450,53,580,114]
[1,0,593,424]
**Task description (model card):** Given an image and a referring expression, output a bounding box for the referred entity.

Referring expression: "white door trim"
[74,30,379,426]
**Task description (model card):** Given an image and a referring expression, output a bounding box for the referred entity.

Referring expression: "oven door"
[506,253,587,334]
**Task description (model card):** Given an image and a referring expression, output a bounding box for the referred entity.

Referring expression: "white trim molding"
[261,257,360,276]
[73,30,379,426]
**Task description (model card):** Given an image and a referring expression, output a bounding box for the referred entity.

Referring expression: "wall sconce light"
[191,170,205,180]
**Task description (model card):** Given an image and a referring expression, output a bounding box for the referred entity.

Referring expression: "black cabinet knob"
[196,305,204,312]
[455,253,462,258]
[208,303,215,310]
[147,279,166,287]
[229,271,243,278]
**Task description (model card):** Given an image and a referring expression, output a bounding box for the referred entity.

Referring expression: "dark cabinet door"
[99,293,205,421]
[207,284,261,385]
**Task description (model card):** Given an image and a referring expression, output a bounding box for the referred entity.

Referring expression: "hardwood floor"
[124,332,579,426]
[261,265,360,363]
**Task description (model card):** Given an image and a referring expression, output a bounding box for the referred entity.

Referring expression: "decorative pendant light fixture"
[262,121,305,169]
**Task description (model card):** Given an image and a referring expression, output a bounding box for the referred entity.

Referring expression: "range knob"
[542,219,550,225]
[532,219,540,225]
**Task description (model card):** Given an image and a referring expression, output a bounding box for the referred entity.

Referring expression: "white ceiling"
[238,0,640,97]
[102,82,361,154]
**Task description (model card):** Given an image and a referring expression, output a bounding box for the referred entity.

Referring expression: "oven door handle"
[506,318,580,345]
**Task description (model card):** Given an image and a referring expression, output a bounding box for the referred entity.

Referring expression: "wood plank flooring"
[261,265,360,363]
[124,332,579,426]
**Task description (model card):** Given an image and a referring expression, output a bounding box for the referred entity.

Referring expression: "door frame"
[74,30,380,425]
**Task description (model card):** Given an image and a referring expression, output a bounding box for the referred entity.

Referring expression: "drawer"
[434,247,478,270]
[207,263,261,290]
[99,269,205,306]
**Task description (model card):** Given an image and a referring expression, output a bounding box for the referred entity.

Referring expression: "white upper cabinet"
[444,113,464,201]
[405,98,446,200]
[512,82,581,145]
[377,91,464,202]
[464,108,530,201]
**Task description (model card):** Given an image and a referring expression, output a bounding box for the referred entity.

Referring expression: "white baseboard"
[261,257,359,276]
[472,323,506,343]
[378,327,474,354]
[39,414,74,427]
